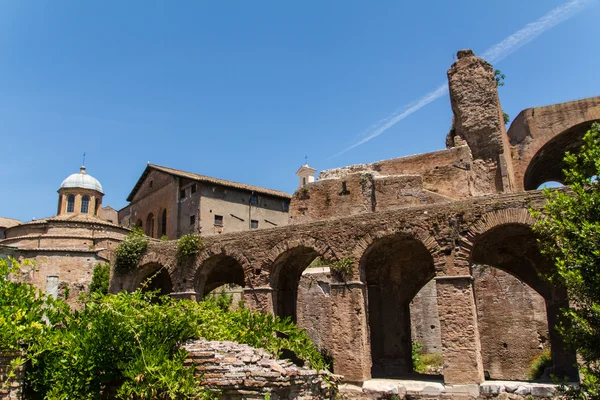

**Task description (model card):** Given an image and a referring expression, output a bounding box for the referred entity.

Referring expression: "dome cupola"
[57,166,104,217]
[60,166,103,193]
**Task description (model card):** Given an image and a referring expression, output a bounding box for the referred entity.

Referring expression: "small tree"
[114,227,148,273]
[532,122,600,397]
[89,263,111,295]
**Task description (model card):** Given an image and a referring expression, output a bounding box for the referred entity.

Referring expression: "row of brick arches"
[114,198,579,385]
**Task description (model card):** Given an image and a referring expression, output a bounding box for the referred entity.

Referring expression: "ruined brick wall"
[447,49,515,194]
[296,268,333,357]
[0,353,23,400]
[473,265,549,381]
[182,339,337,399]
[507,96,600,191]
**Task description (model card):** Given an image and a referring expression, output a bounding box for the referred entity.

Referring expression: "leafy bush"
[528,349,551,380]
[89,263,111,295]
[330,257,354,280]
[114,227,148,273]
[2,257,329,399]
[177,233,203,262]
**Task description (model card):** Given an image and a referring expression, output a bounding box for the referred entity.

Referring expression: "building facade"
[118,164,292,239]
[0,166,129,306]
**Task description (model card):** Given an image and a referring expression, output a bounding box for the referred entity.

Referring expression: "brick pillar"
[435,275,485,384]
[447,49,515,194]
[329,282,371,383]
[243,287,274,313]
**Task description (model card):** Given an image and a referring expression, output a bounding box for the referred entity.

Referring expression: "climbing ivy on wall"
[114,227,148,273]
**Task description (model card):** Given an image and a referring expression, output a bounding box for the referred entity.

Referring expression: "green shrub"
[528,349,551,380]
[177,233,203,262]
[114,228,148,273]
[330,257,354,280]
[2,257,330,399]
[89,263,111,295]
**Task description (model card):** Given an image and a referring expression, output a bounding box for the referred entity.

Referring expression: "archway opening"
[137,264,173,302]
[524,120,599,191]
[146,213,155,238]
[270,246,320,323]
[471,223,578,381]
[195,254,246,302]
[360,234,437,378]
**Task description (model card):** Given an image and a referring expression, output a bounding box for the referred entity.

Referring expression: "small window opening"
[180,189,186,200]
[81,195,90,214]
[282,202,289,212]
[191,184,197,194]
[214,215,223,226]
[67,195,75,213]
[250,194,258,205]
[190,215,196,226]
[251,220,259,229]
[302,177,306,186]
[149,180,153,188]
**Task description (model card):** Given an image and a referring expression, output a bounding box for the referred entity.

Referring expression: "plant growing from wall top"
[177,233,204,262]
[114,227,148,273]
[329,257,354,281]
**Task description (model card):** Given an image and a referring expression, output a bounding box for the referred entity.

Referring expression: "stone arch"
[353,226,441,281]
[358,230,439,378]
[191,246,252,301]
[267,238,336,323]
[523,120,600,190]
[462,210,578,381]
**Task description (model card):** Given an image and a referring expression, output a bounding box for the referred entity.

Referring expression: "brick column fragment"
[243,287,274,313]
[435,275,484,384]
[329,282,371,383]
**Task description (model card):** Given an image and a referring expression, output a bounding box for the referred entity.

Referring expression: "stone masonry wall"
[182,339,337,399]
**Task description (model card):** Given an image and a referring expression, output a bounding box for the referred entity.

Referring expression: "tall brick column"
[329,282,371,383]
[447,49,515,194]
[435,275,485,384]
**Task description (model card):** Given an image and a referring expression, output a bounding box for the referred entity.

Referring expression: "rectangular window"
[191,184,197,194]
[282,202,289,212]
[190,215,195,226]
[180,189,186,200]
[250,194,258,205]
[251,219,258,229]
[149,180,153,188]
[214,215,223,226]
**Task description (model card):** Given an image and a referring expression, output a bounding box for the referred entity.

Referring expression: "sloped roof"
[16,213,125,229]
[126,164,292,202]
[0,217,21,229]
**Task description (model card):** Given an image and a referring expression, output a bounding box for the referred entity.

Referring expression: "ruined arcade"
[112,50,600,388]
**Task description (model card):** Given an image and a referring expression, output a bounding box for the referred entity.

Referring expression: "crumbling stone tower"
[447,49,516,194]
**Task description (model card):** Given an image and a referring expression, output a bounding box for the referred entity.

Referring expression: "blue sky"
[1,1,599,221]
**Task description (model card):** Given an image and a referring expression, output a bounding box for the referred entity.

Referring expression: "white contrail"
[334,0,594,157]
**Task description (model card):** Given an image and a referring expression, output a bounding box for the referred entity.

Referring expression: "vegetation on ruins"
[532,122,600,397]
[89,263,111,295]
[114,227,148,273]
[528,349,552,381]
[1,257,329,399]
[494,69,510,125]
[329,257,354,280]
[177,233,204,262]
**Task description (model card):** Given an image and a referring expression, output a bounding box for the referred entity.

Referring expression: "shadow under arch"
[134,262,174,299]
[524,120,600,191]
[359,232,437,378]
[270,245,323,323]
[194,254,246,301]
[470,223,578,381]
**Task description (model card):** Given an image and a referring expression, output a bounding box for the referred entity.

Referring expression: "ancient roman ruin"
[111,48,600,392]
